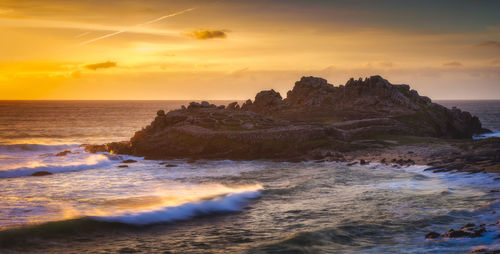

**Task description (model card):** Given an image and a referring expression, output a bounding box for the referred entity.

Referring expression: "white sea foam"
[473,131,500,139]
[0,143,78,153]
[93,190,262,225]
[0,153,115,178]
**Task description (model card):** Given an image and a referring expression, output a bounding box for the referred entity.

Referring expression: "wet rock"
[121,159,137,163]
[118,247,139,253]
[31,171,53,176]
[118,165,128,168]
[55,150,71,156]
[442,229,471,238]
[346,161,358,166]
[157,110,165,116]
[165,164,178,167]
[380,158,387,164]
[360,159,368,165]
[425,232,440,239]
[463,223,476,228]
[82,144,107,153]
[490,189,499,193]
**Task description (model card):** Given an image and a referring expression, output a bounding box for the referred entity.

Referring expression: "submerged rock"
[55,150,71,156]
[121,159,137,163]
[31,171,53,176]
[425,232,440,239]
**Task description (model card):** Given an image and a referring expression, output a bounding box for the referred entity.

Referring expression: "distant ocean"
[0,100,499,253]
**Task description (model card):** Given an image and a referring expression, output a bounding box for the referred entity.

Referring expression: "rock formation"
[84,75,490,160]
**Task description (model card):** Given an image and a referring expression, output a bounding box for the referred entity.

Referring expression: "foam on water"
[474,131,500,139]
[94,190,262,225]
[0,145,123,178]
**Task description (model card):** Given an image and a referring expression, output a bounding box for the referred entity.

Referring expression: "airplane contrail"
[73,7,195,48]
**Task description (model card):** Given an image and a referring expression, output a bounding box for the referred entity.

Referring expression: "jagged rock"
[84,75,490,160]
[227,102,239,110]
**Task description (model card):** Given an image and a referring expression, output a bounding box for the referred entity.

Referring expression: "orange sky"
[0,0,499,100]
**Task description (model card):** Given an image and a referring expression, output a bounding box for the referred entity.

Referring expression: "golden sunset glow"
[1,0,499,99]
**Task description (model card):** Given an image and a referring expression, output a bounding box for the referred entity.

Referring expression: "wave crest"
[93,190,262,225]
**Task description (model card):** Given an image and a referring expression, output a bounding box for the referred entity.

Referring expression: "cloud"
[84,61,117,70]
[489,59,500,65]
[441,61,463,67]
[478,41,500,48]
[186,29,228,40]
[378,62,394,68]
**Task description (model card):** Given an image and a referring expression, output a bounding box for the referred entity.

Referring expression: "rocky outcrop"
[84,75,490,160]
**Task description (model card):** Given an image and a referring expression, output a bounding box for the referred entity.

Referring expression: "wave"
[0,189,262,248]
[473,131,500,139]
[0,143,78,153]
[0,154,113,178]
[93,190,262,225]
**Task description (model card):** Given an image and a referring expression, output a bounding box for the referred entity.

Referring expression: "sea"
[0,100,499,253]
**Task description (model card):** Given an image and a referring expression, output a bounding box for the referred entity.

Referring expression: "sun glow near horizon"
[1,0,500,100]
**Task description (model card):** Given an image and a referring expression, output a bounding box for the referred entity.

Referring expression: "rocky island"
[84,75,499,173]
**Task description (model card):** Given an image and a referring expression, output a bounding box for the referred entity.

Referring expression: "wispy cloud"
[84,61,117,70]
[478,40,500,48]
[186,29,228,40]
[73,7,195,48]
[442,61,463,67]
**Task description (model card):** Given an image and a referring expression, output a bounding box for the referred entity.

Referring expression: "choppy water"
[0,100,499,253]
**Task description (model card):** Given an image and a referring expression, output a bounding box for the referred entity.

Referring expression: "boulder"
[227,102,240,110]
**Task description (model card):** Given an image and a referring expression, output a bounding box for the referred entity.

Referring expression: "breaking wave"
[0,154,113,178]
[93,190,262,225]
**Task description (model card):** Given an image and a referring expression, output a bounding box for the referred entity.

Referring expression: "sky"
[0,0,499,100]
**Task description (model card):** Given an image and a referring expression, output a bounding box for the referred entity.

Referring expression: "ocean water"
[0,100,499,253]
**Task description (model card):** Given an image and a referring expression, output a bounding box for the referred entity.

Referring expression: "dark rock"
[55,150,71,156]
[85,76,490,160]
[490,189,499,193]
[81,144,107,153]
[165,164,178,167]
[121,159,137,163]
[31,171,53,176]
[425,232,440,239]
[118,165,128,168]
[463,223,476,228]
[381,158,386,164]
[360,159,368,165]
[227,102,239,110]
[157,110,165,116]
[442,229,471,238]
[244,89,283,112]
